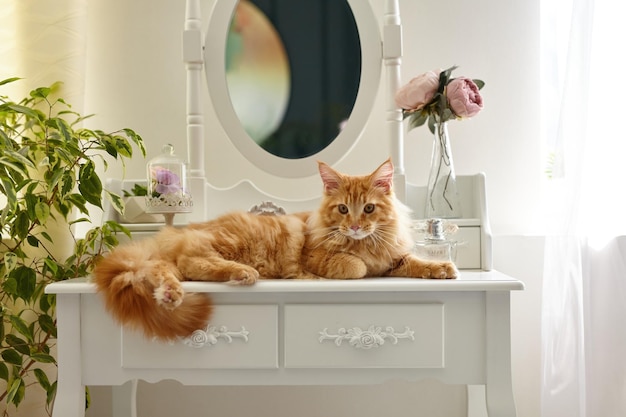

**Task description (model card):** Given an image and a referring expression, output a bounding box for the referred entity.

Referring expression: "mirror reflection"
[226,0,361,159]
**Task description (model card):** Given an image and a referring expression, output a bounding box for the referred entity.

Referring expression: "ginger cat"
[93,159,457,340]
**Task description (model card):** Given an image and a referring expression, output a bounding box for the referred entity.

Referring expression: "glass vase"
[425,122,462,218]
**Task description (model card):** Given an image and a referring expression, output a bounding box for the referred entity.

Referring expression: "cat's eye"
[338,204,349,214]
[364,203,375,213]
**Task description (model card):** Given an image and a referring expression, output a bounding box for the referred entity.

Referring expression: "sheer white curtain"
[541,0,626,416]
[0,3,88,416]
[0,0,87,107]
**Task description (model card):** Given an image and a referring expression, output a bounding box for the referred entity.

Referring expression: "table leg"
[53,294,85,417]
[467,385,488,417]
[112,380,138,417]
[485,292,517,417]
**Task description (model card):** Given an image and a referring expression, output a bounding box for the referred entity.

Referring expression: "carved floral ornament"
[319,325,415,350]
[176,323,415,350]
[180,325,250,348]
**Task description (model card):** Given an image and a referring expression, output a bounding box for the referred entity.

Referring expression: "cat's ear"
[318,161,342,193]
[371,158,394,193]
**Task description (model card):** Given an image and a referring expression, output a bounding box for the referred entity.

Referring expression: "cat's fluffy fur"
[93,159,457,340]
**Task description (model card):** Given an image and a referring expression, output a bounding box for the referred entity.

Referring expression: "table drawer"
[284,304,444,369]
[121,304,278,369]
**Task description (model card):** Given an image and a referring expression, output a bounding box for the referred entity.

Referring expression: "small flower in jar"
[151,166,181,195]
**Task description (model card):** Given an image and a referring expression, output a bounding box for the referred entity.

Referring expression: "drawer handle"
[182,325,250,348]
[318,325,415,350]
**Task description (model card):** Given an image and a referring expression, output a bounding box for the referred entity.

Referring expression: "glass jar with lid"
[145,144,192,224]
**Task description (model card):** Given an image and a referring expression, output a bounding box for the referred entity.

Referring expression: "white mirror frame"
[203,0,382,178]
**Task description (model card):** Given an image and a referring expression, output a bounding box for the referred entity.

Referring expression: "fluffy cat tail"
[92,243,213,341]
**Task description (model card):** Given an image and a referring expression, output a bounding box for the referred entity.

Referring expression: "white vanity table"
[47,0,523,416]
[47,272,522,417]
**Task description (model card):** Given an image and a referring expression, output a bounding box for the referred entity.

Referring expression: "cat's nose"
[350,224,360,231]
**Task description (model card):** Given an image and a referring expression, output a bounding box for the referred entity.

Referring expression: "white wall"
[81,0,543,416]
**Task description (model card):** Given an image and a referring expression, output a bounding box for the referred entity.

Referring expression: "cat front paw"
[428,262,458,279]
[154,281,184,310]
[227,265,259,286]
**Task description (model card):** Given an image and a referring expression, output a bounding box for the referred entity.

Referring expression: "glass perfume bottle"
[414,218,458,263]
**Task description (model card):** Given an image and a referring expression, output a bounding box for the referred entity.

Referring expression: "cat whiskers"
[368,227,400,267]
[309,227,346,250]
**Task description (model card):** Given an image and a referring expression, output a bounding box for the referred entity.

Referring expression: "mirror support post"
[383,0,406,202]
[184,0,208,221]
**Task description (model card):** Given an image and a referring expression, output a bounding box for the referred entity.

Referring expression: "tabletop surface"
[46,270,524,294]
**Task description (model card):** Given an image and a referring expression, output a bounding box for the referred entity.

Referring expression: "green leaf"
[14,211,30,239]
[473,79,485,90]
[104,220,131,236]
[105,190,125,214]
[0,362,8,381]
[4,150,35,170]
[113,135,133,158]
[14,266,37,301]
[1,348,23,366]
[54,118,73,142]
[79,181,103,208]
[38,314,57,338]
[427,116,436,134]
[6,377,25,407]
[47,167,66,191]
[41,231,53,243]
[24,192,38,221]
[55,201,71,219]
[68,217,90,226]
[10,313,33,342]
[101,136,118,158]
[0,156,30,177]
[78,161,103,208]
[123,128,146,157]
[26,235,40,247]
[2,277,18,296]
[0,176,17,208]
[66,193,88,215]
[408,111,428,130]
[35,202,50,223]
[61,171,75,196]
[39,293,54,312]
[43,257,59,275]
[0,77,21,86]
[30,353,56,364]
[30,87,51,99]
[441,108,454,122]
[438,65,458,93]
[33,368,51,391]
[5,334,30,356]
[47,381,57,406]
[7,103,40,119]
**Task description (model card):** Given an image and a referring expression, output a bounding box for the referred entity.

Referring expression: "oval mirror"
[205,0,381,178]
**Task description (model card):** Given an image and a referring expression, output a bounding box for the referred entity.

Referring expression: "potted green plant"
[0,77,145,415]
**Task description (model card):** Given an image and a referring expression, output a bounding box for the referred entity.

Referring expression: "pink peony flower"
[446,77,483,118]
[394,69,441,111]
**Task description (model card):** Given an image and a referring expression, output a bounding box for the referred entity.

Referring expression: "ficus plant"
[0,77,145,415]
